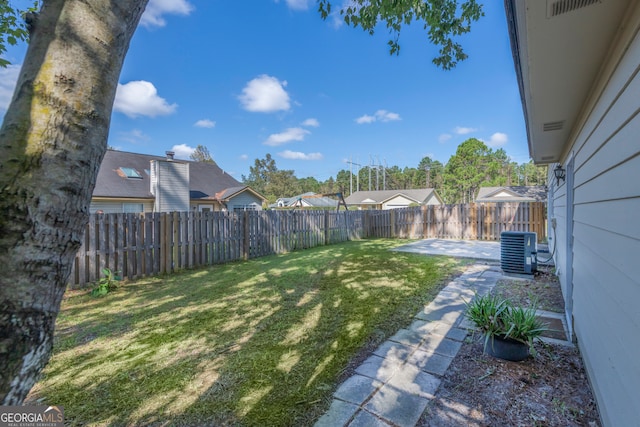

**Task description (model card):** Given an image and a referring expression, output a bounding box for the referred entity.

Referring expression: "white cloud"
[0,64,20,111]
[264,127,310,146]
[239,154,249,160]
[438,134,452,143]
[488,132,508,147]
[376,110,401,122]
[194,119,216,128]
[284,0,311,10]
[239,75,290,113]
[301,118,319,127]
[355,109,401,124]
[454,126,477,135]
[279,150,323,160]
[140,0,194,28]
[114,81,177,118]
[117,129,150,144]
[171,143,195,159]
[355,114,376,124]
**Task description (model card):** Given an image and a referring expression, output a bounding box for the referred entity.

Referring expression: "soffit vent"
[547,0,602,18]
[543,121,565,131]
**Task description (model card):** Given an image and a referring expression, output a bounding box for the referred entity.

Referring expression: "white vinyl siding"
[423,193,442,205]
[382,195,416,210]
[150,160,190,213]
[197,204,214,212]
[226,191,263,211]
[551,15,640,427]
[122,203,144,213]
[90,200,153,214]
[233,204,259,212]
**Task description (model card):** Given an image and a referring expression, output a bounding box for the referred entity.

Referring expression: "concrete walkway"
[315,262,504,427]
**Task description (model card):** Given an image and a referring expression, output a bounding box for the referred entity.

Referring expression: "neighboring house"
[475,185,547,203]
[345,189,443,210]
[271,192,339,209]
[506,1,639,426]
[91,150,265,213]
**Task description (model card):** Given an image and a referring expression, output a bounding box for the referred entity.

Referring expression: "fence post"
[159,213,166,273]
[243,210,250,260]
[480,204,486,240]
[323,210,329,244]
[88,215,97,283]
[390,209,396,238]
[172,212,179,270]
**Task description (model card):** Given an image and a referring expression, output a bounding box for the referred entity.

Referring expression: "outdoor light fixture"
[554,164,566,186]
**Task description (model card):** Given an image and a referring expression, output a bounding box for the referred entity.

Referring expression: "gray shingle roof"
[270,192,339,208]
[93,150,251,200]
[475,186,547,202]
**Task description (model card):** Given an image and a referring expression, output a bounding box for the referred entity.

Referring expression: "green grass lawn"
[29,239,463,426]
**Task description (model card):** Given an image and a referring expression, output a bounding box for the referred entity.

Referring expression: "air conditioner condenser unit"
[500,231,537,275]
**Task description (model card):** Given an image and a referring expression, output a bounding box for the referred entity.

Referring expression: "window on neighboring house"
[123,203,144,213]
[120,167,142,178]
[233,204,258,212]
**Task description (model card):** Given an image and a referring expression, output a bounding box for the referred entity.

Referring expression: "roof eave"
[504,0,631,165]
[504,0,535,162]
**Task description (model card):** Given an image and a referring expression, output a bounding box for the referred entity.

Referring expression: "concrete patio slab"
[373,341,415,363]
[334,374,382,405]
[407,349,454,376]
[388,328,428,348]
[349,410,391,427]
[354,355,399,383]
[393,238,501,261]
[418,335,463,357]
[428,322,469,342]
[364,384,430,427]
[314,399,361,427]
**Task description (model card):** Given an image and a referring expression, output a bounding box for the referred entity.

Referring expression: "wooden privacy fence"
[392,202,546,241]
[69,202,545,288]
[69,210,366,287]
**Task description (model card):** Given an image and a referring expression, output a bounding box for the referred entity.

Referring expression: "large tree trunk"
[0,0,148,404]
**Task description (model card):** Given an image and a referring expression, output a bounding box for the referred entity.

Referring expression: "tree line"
[241,138,547,204]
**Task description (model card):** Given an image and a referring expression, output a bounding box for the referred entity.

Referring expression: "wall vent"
[541,155,555,161]
[547,0,602,18]
[543,121,565,131]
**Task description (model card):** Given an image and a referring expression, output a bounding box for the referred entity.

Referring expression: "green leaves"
[317,0,484,69]
[91,268,120,297]
[465,293,550,355]
[0,0,38,67]
[189,144,215,163]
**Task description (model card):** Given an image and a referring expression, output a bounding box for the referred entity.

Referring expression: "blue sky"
[0,0,529,182]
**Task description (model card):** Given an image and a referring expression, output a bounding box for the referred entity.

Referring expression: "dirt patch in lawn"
[418,265,602,427]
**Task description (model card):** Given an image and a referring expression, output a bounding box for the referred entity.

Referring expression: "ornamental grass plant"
[465,293,549,355]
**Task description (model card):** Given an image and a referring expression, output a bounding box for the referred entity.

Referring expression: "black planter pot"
[484,336,530,361]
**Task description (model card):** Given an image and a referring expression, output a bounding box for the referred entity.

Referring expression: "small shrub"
[91,268,120,297]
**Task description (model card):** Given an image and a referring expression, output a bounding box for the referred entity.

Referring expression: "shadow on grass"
[29,239,463,426]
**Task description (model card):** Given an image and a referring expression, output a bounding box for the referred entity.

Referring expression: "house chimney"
[166,151,175,161]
